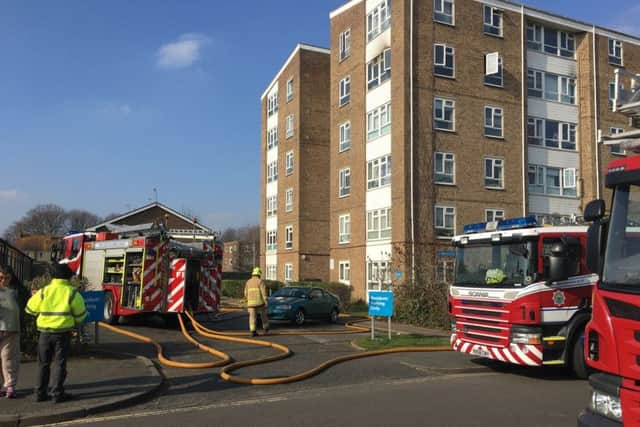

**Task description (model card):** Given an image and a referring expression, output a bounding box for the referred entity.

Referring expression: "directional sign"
[368,291,394,317]
[81,291,105,323]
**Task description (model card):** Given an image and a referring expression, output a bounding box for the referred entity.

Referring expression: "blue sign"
[395,271,402,279]
[368,291,394,317]
[437,249,456,258]
[81,291,105,323]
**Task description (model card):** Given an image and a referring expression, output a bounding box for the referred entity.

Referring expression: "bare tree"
[103,212,121,221]
[19,204,67,236]
[220,227,239,242]
[237,225,259,242]
[66,209,101,231]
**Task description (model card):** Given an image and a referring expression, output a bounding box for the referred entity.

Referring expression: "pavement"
[0,347,164,427]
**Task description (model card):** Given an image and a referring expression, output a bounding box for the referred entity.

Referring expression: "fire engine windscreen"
[602,183,640,292]
[455,242,536,288]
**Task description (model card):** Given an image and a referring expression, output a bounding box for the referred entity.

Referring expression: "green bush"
[393,280,450,330]
[221,280,245,298]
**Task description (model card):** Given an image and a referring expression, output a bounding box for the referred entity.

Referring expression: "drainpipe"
[521,5,526,216]
[408,0,415,285]
[592,26,601,199]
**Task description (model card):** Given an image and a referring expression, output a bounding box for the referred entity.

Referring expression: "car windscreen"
[271,288,307,298]
[454,241,536,288]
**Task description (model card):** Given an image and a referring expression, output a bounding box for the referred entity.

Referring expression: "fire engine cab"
[449,216,595,378]
[53,225,222,324]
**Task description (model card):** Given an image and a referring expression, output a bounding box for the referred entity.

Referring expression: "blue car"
[267,287,340,326]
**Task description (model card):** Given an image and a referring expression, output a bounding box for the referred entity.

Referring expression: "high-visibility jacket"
[25,279,87,333]
[244,277,267,308]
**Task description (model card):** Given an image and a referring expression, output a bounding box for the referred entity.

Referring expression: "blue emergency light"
[462,216,537,234]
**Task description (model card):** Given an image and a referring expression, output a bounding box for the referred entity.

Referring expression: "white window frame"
[527,116,576,151]
[526,22,542,50]
[266,195,277,217]
[527,117,543,146]
[284,263,293,282]
[286,114,294,139]
[434,152,455,185]
[484,55,503,87]
[527,69,543,98]
[367,260,392,291]
[434,97,455,131]
[339,76,351,106]
[266,265,277,280]
[267,127,278,150]
[434,43,455,78]
[339,261,351,285]
[434,0,454,25]
[367,207,392,241]
[485,209,505,222]
[267,92,278,117]
[285,151,294,176]
[367,48,391,91]
[367,102,392,141]
[367,0,391,42]
[610,127,625,155]
[608,39,623,66]
[339,121,351,152]
[339,29,351,61]
[484,106,503,138]
[339,168,351,197]
[483,5,503,37]
[539,27,575,58]
[484,157,504,189]
[339,214,351,244]
[285,188,293,212]
[285,225,293,250]
[286,78,294,102]
[528,69,575,105]
[528,164,577,197]
[267,160,278,183]
[266,230,277,252]
[435,206,456,239]
[367,155,392,190]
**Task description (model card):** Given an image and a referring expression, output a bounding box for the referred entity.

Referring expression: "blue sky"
[1,0,639,235]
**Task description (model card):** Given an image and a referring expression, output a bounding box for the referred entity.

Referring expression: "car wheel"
[103,292,119,325]
[294,309,305,326]
[329,308,338,323]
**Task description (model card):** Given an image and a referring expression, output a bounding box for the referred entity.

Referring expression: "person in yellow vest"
[244,267,269,337]
[25,263,86,403]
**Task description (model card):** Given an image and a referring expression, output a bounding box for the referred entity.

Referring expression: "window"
[286,114,294,138]
[485,209,505,222]
[435,152,455,184]
[339,261,351,285]
[484,55,503,87]
[484,158,504,189]
[339,121,351,152]
[339,76,351,106]
[367,155,392,189]
[610,127,625,155]
[267,160,278,183]
[543,28,575,58]
[339,214,351,244]
[267,92,278,117]
[483,5,502,37]
[558,31,575,58]
[284,264,293,282]
[267,127,278,150]
[434,44,454,78]
[434,97,455,131]
[484,106,503,137]
[435,206,455,238]
[528,69,575,104]
[266,195,277,217]
[367,207,392,240]
[339,29,351,61]
[285,225,293,250]
[266,230,277,252]
[367,0,391,42]
[285,188,293,212]
[367,48,392,90]
[434,0,454,25]
[285,151,294,175]
[608,39,623,66]
[527,117,576,150]
[367,102,392,141]
[286,78,294,102]
[367,260,392,291]
[339,168,351,197]
[527,23,542,50]
[528,164,577,197]
[266,265,277,280]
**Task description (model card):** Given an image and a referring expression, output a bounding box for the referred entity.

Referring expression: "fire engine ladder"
[602,69,640,148]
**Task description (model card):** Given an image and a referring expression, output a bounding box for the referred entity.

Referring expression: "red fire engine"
[578,69,640,426]
[53,225,222,323]
[449,216,594,378]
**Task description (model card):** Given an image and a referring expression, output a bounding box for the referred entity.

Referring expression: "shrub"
[393,280,449,330]
[220,280,245,298]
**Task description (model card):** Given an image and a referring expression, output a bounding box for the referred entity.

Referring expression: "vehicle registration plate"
[470,347,491,358]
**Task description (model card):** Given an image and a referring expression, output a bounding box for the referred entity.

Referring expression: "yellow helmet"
[252,267,262,277]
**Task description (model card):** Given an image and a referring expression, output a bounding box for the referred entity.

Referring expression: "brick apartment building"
[261,0,640,301]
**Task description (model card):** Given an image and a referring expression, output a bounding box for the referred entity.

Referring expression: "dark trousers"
[36,332,71,397]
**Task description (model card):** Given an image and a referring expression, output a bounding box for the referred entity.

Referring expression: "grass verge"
[354,334,451,351]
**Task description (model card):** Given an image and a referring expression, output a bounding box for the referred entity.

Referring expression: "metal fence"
[0,238,33,283]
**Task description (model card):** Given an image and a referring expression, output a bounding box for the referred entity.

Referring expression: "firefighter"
[244,267,269,337]
[25,263,87,403]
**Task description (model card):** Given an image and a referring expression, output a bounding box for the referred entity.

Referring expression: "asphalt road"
[44,312,589,427]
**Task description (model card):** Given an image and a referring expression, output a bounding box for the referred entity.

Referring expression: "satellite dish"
[485,52,499,75]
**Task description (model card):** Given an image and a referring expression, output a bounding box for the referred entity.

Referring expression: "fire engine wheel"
[103,292,119,325]
[571,333,589,380]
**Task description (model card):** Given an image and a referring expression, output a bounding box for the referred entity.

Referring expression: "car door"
[307,288,325,318]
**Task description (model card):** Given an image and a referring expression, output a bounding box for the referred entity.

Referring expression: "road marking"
[303,334,331,344]
[35,396,289,427]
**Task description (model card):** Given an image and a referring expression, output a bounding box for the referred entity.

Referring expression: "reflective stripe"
[73,310,87,318]
[39,312,73,317]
